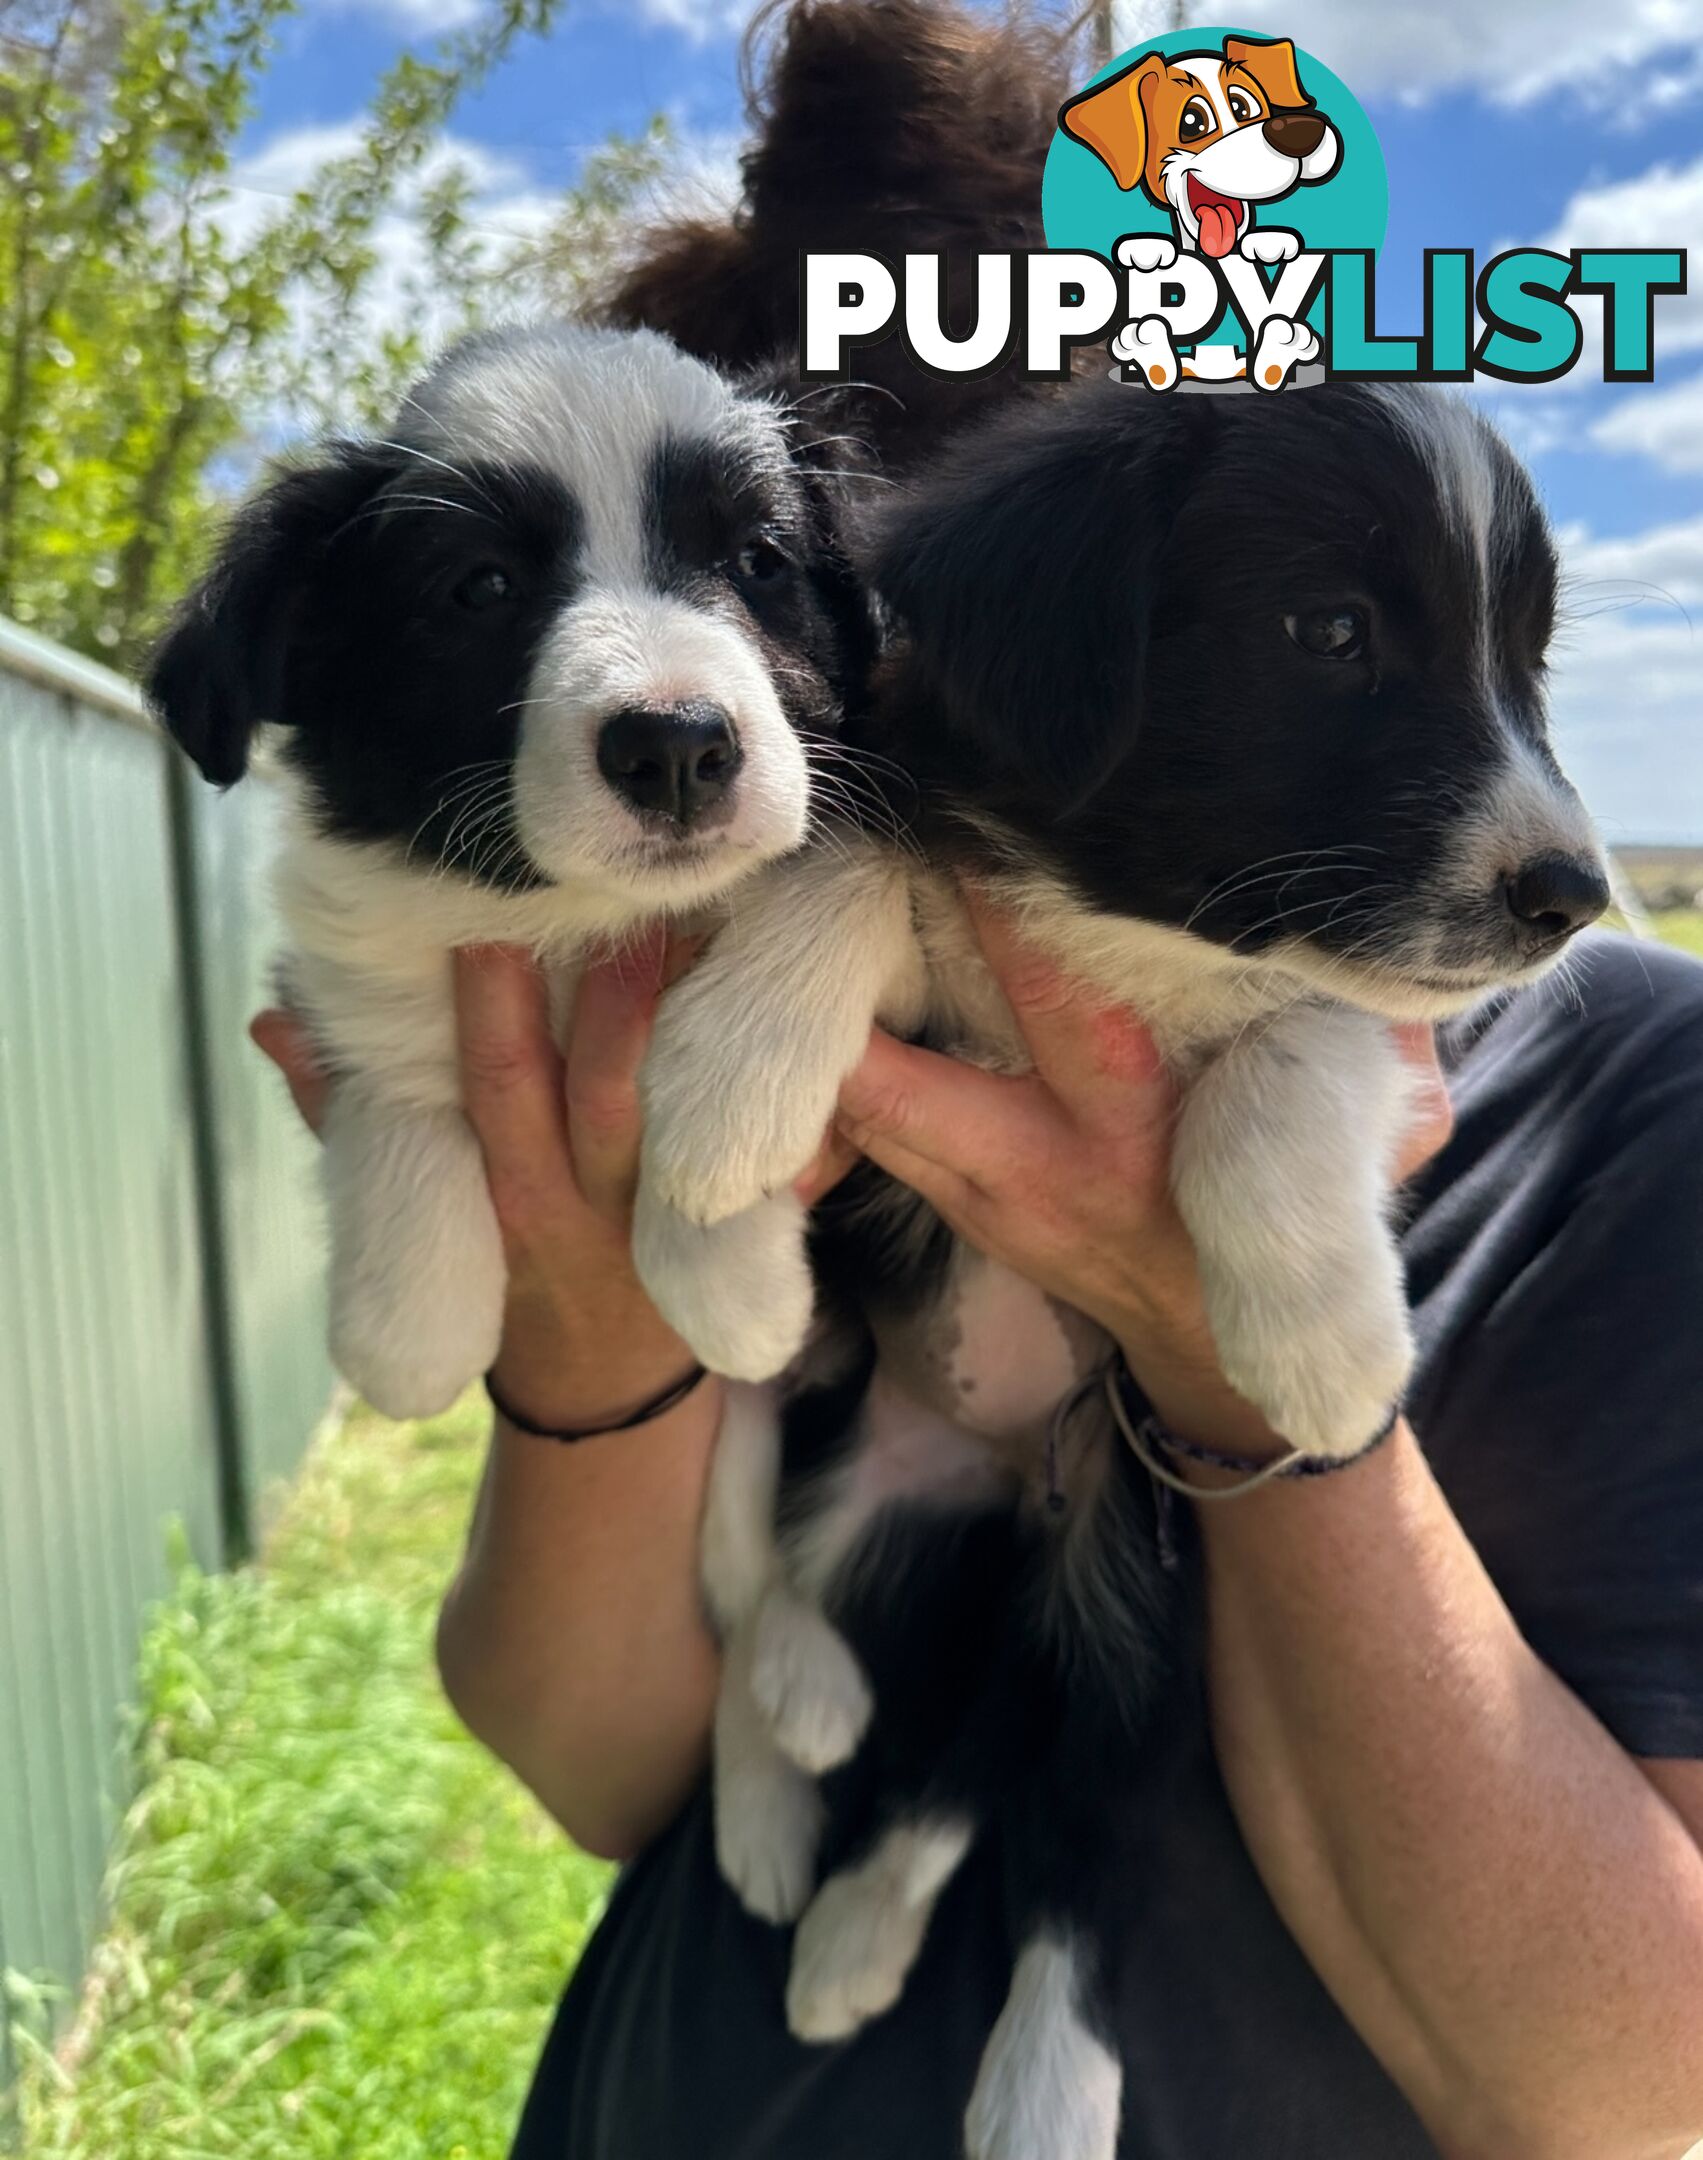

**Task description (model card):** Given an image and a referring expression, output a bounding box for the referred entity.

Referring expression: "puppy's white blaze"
[516,591,810,892]
[965,1934,1122,2160]
[1374,385,1509,690]
[401,322,761,578]
[786,1815,974,2042]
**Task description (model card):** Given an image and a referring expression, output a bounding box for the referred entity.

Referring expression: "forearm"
[1196,1422,1703,2158]
[437,1378,721,1861]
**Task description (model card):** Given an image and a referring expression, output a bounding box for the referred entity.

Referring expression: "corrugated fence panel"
[193,777,332,1513]
[0,620,330,2090]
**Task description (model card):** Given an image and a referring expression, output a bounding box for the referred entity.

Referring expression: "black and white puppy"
[635,382,1610,2160]
[148,320,869,1418]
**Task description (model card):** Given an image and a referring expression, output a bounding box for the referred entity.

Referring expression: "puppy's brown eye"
[735,536,791,585]
[1179,97,1215,142]
[1226,87,1261,124]
[454,564,514,612]
[1285,607,1369,660]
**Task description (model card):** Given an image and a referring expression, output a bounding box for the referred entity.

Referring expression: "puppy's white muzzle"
[514,590,810,901]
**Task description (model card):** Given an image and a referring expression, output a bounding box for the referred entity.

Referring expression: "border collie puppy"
[635,382,1609,2159]
[147,320,870,1419]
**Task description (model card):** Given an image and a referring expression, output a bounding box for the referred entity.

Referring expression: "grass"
[1652,909,1703,960]
[6,1396,611,2160]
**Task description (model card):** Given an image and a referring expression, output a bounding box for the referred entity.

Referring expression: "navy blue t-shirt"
[512,932,1703,2159]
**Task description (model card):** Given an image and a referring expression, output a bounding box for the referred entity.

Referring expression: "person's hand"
[253,941,855,1431]
[835,897,1454,1455]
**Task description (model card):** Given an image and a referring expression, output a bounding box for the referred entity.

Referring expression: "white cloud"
[1590,366,1703,471]
[1561,513,1703,607]
[1548,521,1703,842]
[601,0,758,44]
[1115,0,1703,107]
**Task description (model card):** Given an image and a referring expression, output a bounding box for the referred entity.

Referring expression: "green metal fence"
[0,617,332,2087]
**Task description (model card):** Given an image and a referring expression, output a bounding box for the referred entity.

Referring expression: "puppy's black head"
[873,382,1608,1013]
[148,324,873,909]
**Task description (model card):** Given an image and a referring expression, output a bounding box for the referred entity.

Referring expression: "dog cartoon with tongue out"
[1061,32,1340,386]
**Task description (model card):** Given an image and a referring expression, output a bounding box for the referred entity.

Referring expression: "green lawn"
[7,1397,610,2160]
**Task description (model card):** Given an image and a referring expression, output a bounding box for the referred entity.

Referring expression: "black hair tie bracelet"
[485,1362,708,1443]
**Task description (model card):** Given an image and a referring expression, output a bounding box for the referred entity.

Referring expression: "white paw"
[750,1586,873,1774]
[324,1102,506,1420]
[787,1821,973,2043]
[1240,225,1301,265]
[641,1002,835,1228]
[1202,1250,1414,1459]
[713,1646,824,1924]
[331,1310,497,1422]
[633,1189,815,1382]
[1116,232,1177,273]
[965,1938,1122,2160]
[1110,314,1179,390]
[1249,314,1319,391]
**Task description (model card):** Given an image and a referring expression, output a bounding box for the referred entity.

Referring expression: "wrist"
[492,1284,699,1434]
[1113,1329,1290,1466]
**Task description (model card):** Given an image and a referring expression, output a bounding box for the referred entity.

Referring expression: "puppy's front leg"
[640,846,923,1229]
[636,845,923,1378]
[322,1088,506,1419]
[1171,1005,1417,1458]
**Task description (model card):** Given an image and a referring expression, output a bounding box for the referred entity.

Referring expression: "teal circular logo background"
[1042,27,1387,265]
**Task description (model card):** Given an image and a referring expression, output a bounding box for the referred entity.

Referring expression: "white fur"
[964,1935,1123,2160]
[264,323,821,1417]
[640,718,1591,1456]
[786,1815,973,2042]
[749,1579,875,1774]
[714,1618,826,1924]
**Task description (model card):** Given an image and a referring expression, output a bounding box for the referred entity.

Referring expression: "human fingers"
[453,946,568,1222]
[837,1027,1051,1202]
[565,930,667,1217]
[963,887,1170,1136]
[250,1008,332,1134]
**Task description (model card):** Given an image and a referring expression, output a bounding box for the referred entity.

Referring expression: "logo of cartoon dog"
[1060,33,1339,386]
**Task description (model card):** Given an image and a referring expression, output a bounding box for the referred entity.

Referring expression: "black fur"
[146,373,874,891]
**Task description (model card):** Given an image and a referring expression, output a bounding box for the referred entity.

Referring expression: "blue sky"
[236,0,1702,840]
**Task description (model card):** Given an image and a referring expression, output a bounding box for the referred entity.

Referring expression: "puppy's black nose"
[597,702,742,827]
[1263,110,1326,158]
[1502,853,1610,945]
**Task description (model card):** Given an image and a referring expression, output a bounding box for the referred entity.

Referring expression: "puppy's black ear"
[145,445,392,785]
[871,389,1203,805]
